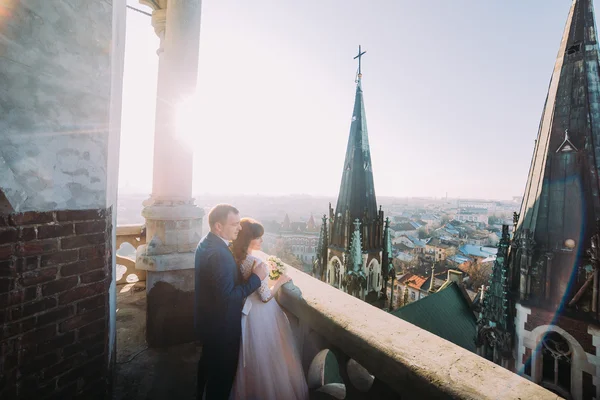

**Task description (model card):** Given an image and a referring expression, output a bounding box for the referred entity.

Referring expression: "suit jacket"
[194,232,261,344]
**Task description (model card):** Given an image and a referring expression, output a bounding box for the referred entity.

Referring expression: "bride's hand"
[278,274,291,285]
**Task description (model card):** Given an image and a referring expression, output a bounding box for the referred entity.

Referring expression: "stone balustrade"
[116,224,146,284]
[111,231,558,399]
[273,256,560,400]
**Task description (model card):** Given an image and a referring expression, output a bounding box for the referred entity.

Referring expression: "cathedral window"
[541,332,572,397]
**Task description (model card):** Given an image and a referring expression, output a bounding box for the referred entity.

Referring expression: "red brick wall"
[524,307,596,354]
[0,208,113,399]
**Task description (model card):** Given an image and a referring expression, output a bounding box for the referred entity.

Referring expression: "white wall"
[0,1,117,212]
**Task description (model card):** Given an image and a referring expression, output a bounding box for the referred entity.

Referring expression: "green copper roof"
[331,76,378,248]
[392,283,476,352]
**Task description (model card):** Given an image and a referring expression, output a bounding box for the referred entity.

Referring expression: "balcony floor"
[113,283,200,400]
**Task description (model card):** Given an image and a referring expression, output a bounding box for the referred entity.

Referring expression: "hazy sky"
[119,0,589,200]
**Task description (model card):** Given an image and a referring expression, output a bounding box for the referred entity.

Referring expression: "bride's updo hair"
[231,218,264,266]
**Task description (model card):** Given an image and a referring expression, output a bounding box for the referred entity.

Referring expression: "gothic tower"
[509,1,600,398]
[322,46,384,304]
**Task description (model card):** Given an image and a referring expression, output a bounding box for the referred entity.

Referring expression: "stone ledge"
[276,264,560,400]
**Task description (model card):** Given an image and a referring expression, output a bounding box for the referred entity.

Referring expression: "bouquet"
[267,256,287,280]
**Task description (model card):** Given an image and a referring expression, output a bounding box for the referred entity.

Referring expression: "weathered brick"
[0,288,36,308]
[10,306,22,321]
[15,256,40,273]
[43,351,86,379]
[0,228,18,243]
[38,332,76,356]
[38,223,74,239]
[0,278,13,293]
[24,286,38,302]
[61,258,105,277]
[19,352,59,375]
[41,250,78,267]
[59,308,105,333]
[75,378,107,400]
[79,245,106,260]
[20,267,58,287]
[37,306,74,326]
[60,233,105,250]
[22,297,57,318]
[9,211,54,226]
[77,294,106,314]
[87,343,105,358]
[0,260,15,277]
[78,319,106,340]
[21,324,56,344]
[19,227,37,241]
[16,239,59,257]
[20,377,57,398]
[3,352,18,372]
[56,209,105,222]
[42,276,78,296]
[56,356,104,387]
[58,282,104,305]
[75,220,107,235]
[0,244,14,260]
[76,331,104,349]
[80,270,106,285]
[48,381,78,399]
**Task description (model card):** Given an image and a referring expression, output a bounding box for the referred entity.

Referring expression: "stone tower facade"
[505,1,600,398]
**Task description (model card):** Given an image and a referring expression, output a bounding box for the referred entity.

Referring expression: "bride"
[229,218,309,400]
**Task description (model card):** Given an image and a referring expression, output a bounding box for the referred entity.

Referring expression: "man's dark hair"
[208,204,239,229]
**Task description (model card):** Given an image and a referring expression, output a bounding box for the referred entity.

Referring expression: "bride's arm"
[259,274,291,303]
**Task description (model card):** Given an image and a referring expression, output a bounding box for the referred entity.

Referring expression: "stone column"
[136,0,204,347]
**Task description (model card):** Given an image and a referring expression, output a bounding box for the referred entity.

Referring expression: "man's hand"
[252,261,268,281]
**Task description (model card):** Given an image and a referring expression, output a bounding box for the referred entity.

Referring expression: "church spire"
[512,0,600,309]
[313,214,329,281]
[477,225,512,364]
[331,46,378,250]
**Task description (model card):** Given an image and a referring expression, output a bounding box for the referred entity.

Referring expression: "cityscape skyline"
[119,1,588,200]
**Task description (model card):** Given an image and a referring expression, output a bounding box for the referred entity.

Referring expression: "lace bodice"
[240,254,272,301]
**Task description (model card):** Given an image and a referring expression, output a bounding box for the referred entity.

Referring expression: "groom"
[194,204,268,399]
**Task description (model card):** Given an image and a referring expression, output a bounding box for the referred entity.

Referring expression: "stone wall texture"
[0,0,113,212]
[0,208,113,399]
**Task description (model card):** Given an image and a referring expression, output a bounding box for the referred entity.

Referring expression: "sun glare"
[174,95,201,149]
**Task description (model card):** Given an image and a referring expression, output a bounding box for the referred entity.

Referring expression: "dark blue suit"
[194,232,261,399]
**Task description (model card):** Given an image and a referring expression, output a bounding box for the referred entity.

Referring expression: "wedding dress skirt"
[230,255,309,400]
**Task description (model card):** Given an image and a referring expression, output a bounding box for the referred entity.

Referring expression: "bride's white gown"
[230,254,309,400]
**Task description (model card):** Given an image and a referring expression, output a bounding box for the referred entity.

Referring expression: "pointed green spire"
[313,214,329,281]
[349,218,363,272]
[479,226,512,331]
[331,48,378,251]
[382,217,393,280]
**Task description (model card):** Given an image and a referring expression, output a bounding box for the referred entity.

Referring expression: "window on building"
[541,332,571,396]
[411,292,415,300]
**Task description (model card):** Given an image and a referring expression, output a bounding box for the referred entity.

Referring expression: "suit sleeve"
[209,249,261,305]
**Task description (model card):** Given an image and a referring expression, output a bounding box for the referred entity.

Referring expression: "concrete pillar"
[136,0,204,347]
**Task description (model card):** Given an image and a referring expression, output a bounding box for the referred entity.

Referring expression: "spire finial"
[354,45,366,81]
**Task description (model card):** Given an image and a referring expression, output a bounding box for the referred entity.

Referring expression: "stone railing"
[275,262,560,400]
[116,224,147,284]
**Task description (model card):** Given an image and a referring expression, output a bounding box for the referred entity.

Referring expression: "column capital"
[140,0,168,54]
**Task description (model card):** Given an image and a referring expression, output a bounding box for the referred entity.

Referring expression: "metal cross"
[354,45,366,76]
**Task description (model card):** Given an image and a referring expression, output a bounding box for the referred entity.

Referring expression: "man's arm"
[209,250,261,304]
